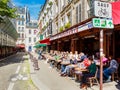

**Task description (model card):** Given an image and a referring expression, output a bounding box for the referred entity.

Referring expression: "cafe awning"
[34,44,47,48]
[16,44,25,48]
[39,38,50,45]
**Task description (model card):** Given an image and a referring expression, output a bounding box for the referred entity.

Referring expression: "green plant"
[0,0,17,23]
[44,13,46,16]
[47,7,49,11]
[46,22,48,26]
[65,22,71,29]
[49,1,53,6]
[59,26,64,32]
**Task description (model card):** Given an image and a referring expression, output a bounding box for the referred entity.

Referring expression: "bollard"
[33,57,39,70]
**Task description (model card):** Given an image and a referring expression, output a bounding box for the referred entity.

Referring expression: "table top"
[61,61,70,65]
[74,67,88,72]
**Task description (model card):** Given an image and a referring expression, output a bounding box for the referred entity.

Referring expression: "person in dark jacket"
[80,56,97,89]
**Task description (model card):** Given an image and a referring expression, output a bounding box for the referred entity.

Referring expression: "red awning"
[39,38,50,45]
[112,1,120,25]
[16,44,25,48]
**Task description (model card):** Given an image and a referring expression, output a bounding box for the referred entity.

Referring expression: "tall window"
[29,37,31,43]
[22,33,24,38]
[18,33,20,38]
[22,27,24,32]
[76,4,82,23]
[18,27,20,32]
[76,6,78,23]
[29,30,31,34]
[22,21,24,25]
[18,21,20,25]
[79,4,81,22]
[34,38,36,42]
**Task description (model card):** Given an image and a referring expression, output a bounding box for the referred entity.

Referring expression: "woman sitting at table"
[102,54,108,65]
[80,56,97,89]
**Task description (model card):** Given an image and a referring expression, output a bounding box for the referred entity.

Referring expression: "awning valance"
[16,44,25,48]
[34,44,46,48]
[39,38,50,45]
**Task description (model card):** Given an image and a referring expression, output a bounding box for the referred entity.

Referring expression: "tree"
[0,0,17,23]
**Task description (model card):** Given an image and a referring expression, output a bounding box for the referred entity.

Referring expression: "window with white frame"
[29,29,31,34]
[29,37,31,43]
[22,27,24,32]
[34,37,36,42]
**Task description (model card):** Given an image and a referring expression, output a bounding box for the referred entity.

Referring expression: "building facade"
[38,0,120,59]
[16,6,30,46]
[0,2,18,59]
[25,20,39,52]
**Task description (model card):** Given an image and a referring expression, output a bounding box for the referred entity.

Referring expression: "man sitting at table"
[80,56,97,89]
[103,56,119,82]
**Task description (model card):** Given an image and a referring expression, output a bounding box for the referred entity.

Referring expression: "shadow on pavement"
[0,52,27,67]
[115,81,120,90]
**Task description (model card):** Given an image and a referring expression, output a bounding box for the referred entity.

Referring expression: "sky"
[12,0,45,20]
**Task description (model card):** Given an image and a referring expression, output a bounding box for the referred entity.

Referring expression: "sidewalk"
[29,53,120,90]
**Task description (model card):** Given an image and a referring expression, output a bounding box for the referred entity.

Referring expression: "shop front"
[50,18,101,55]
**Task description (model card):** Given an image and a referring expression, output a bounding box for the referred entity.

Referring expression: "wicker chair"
[87,68,99,87]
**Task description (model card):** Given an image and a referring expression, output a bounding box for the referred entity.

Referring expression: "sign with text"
[94,1,112,18]
[92,18,114,28]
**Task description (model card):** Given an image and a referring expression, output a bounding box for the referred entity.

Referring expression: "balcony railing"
[87,7,94,18]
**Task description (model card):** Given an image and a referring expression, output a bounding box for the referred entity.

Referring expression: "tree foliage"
[0,0,17,23]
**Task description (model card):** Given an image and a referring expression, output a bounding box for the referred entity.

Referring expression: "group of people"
[41,50,119,89]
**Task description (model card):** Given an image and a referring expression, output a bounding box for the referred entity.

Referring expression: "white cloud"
[13,2,42,8]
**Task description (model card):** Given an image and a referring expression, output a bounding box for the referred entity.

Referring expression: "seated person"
[60,58,78,76]
[102,54,108,65]
[103,56,119,81]
[80,56,97,89]
[80,52,87,61]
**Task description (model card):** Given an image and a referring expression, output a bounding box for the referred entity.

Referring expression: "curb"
[28,55,51,90]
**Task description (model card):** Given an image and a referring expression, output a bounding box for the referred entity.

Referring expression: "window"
[18,27,20,32]
[76,6,78,23]
[22,33,24,38]
[29,37,31,43]
[76,4,82,23]
[34,38,36,42]
[29,30,31,34]
[22,21,24,25]
[22,27,24,32]
[18,33,20,38]
[22,15,24,19]
[18,21,20,25]
[34,30,37,35]
[79,4,81,22]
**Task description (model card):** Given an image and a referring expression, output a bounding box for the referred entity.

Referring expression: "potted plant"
[65,22,71,29]
[59,26,64,32]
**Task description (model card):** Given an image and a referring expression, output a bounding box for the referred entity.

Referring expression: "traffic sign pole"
[100,29,103,90]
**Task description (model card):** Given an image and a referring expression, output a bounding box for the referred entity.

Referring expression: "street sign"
[94,1,112,18]
[92,18,114,28]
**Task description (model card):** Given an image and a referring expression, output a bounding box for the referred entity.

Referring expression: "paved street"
[0,52,38,90]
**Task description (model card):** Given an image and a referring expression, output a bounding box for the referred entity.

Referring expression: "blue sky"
[12,0,45,20]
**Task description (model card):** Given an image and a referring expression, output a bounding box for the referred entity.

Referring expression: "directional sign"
[92,18,114,28]
[94,1,112,18]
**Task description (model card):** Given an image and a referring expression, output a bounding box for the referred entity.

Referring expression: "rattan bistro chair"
[87,68,99,87]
